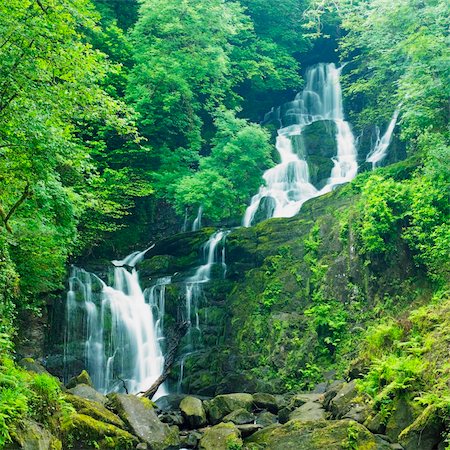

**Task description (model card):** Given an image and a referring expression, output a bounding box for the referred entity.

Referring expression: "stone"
[343,403,371,424]
[66,370,93,389]
[245,418,391,450]
[252,393,278,413]
[288,402,328,422]
[180,430,202,448]
[155,394,189,411]
[179,396,207,428]
[385,397,421,441]
[204,393,254,424]
[365,412,386,434]
[67,384,108,405]
[6,419,62,450]
[136,444,148,450]
[61,413,137,449]
[158,411,184,426]
[199,422,243,450]
[236,423,263,438]
[108,393,179,450]
[290,393,323,407]
[18,358,50,375]
[223,408,255,425]
[256,411,278,427]
[64,393,124,428]
[323,380,345,409]
[398,405,444,450]
[329,380,359,418]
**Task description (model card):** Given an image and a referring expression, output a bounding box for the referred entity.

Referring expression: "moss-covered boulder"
[6,419,62,450]
[18,358,50,375]
[288,402,327,422]
[108,393,179,449]
[199,422,243,450]
[66,370,93,389]
[179,396,207,428]
[252,393,278,413]
[329,381,359,418]
[204,393,254,424]
[398,405,444,450]
[61,413,137,449]
[64,394,124,428]
[245,419,390,449]
[223,408,256,425]
[67,384,108,405]
[385,396,421,441]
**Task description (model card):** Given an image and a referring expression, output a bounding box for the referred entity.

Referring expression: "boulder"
[252,393,278,413]
[108,393,179,450]
[64,393,124,427]
[179,396,207,428]
[288,402,328,422]
[323,380,345,409]
[6,419,61,450]
[365,412,386,434]
[290,393,323,408]
[204,393,254,424]
[236,423,263,438]
[199,422,243,450]
[155,394,189,412]
[66,370,93,389]
[385,397,421,441]
[223,408,255,425]
[179,430,202,448]
[18,358,50,375]
[61,413,137,449]
[343,403,371,424]
[256,411,278,427]
[245,418,391,450]
[398,405,444,450]
[329,380,359,418]
[67,384,108,405]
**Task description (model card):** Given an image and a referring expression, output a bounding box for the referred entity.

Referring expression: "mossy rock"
[179,396,207,428]
[18,358,51,375]
[223,408,256,425]
[199,422,243,450]
[108,393,179,449]
[6,419,62,450]
[398,405,444,450]
[385,396,422,441]
[205,393,254,424]
[66,370,93,389]
[67,384,108,405]
[252,393,279,413]
[61,413,137,450]
[245,419,389,449]
[64,393,125,428]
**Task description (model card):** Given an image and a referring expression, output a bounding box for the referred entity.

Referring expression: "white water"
[243,63,358,227]
[366,108,400,169]
[178,230,229,391]
[64,248,167,398]
[192,206,203,231]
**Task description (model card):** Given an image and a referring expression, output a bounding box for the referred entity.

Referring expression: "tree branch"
[0,183,31,233]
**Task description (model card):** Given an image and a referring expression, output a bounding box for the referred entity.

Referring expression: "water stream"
[243,63,358,227]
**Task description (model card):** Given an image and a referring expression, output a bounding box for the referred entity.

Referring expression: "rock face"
[108,393,179,450]
[246,418,391,450]
[204,393,254,424]
[199,422,243,450]
[179,396,207,428]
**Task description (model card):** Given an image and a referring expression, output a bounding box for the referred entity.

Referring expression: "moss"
[61,413,137,450]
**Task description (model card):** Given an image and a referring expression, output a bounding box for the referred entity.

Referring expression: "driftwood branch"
[140,321,189,399]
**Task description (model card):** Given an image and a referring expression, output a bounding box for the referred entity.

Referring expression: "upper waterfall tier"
[243,63,358,227]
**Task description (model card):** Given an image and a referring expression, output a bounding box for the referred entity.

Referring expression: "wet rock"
[108,393,179,450]
[61,413,137,449]
[199,422,242,450]
[155,394,189,412]
[158,411,184,426]
[180,396,207,428]
[236,423,263,438]
[6,419,61,450]
[65,393,124,427]
[66,370,93,389]
[223,408,255,425]
[329,380,359,418]
[252,392,278,413]
[245,418,391,449]
[256,411,278,427]
[288,402,328,422]
[67,384,108,405]
[398,405,444,450]
[385,397,421,441]
[204,393,254,424]
[18,358,50,375]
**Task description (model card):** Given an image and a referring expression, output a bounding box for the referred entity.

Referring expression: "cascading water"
[366,108,400,169]
[177,230,229,391]
[64,249,167,398]
[192,206,203,231]
[243,63,358,227]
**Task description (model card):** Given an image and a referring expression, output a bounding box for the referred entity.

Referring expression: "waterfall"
[192,206,203,231]
[243,63,358,227]
[64,249,167,399]
[366,108,400,169]
[178,230,230,391]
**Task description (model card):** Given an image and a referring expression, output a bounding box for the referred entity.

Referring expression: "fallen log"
[140,321,189,399]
